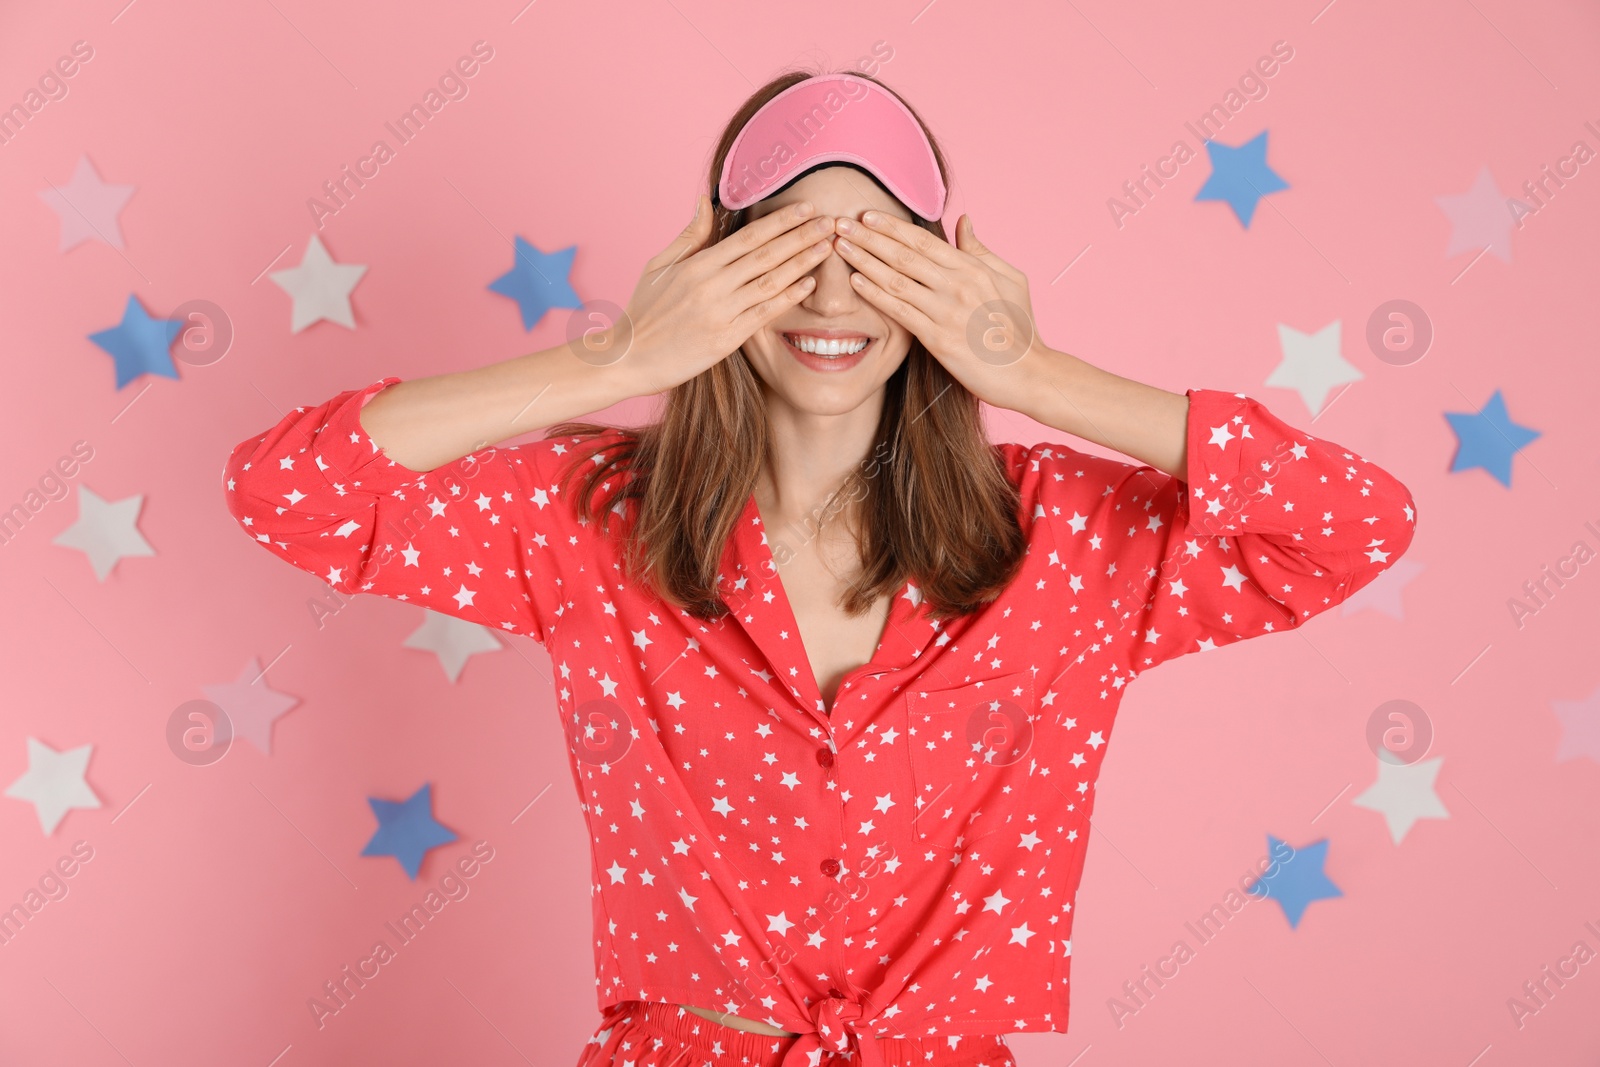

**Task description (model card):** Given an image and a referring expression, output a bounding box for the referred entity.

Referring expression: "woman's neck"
[755,391,884,530]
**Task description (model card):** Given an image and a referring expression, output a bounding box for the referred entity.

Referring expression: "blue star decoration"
[360,782,457,880]
[1245,835,1343,929]
[1444,389,1541,488]
[488,237,581,330]
[88,294,182,389]
[1194,130,1289,228]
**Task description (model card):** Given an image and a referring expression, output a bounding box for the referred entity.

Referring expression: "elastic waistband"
[612,1000,1012,1067]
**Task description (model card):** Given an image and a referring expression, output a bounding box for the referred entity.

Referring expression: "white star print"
[222,380,1415,1040]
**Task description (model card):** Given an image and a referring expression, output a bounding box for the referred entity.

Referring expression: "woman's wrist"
[1011,345,1190,480]
[507,335,650,431]
[359,342,644,472]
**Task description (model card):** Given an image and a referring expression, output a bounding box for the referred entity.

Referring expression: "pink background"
[2,0,1597,1063]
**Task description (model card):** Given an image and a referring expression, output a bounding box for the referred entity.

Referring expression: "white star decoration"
[402,608,502,682]
[37,154,135,251]
[1352,753,1450,844]
[1339,557,1422,621]
[1267,321,1364,417]
[5,738,102,834]
[52,485,156,580]
[269,233,368,333]
[200,656,300,755]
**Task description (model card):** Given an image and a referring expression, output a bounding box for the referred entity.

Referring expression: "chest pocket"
[903,670,1037,855]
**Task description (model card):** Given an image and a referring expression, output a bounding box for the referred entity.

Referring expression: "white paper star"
[1436,165,1516,263]
[6,738,102,834]
[201,656,300,755]
[402,609,502,682]
[269,234,368,333]
[52,485,155,580]
[1267,321,1364,416]
[1352,753,1450,844]
[38,155,136,251]
[1339,558,1423,621]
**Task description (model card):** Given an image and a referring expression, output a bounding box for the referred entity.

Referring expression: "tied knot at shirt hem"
[779,994,887,1067]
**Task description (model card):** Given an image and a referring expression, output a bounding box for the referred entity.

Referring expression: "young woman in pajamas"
[225,70,1416,1067]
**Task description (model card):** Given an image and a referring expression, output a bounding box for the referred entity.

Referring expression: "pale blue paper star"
[1194,130,1289,227]
[360,782,457,879]
[1245,835,1343,928]
[88,294,181,389]
[1444,389,1540,487]
[488,237,581,330]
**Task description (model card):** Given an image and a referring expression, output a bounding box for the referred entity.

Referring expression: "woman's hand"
[830,211,1047,412]
[614,195,838,395]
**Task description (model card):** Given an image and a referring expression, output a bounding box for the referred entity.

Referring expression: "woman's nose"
[801,240,860,310]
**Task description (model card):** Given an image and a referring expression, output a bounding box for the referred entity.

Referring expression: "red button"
[820,857,842,877]
[816,748,835,769]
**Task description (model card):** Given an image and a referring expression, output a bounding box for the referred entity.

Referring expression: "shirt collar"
[719,491,945,733]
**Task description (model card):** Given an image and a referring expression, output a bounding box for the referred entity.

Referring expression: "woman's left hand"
[833,211,1048,411]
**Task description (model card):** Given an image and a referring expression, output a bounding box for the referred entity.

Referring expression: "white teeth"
[785,334,869,356]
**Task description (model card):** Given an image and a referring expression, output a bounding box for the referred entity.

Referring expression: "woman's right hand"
[613,194,837,395]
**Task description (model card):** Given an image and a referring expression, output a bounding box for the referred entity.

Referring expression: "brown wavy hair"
[547,67,1026,625]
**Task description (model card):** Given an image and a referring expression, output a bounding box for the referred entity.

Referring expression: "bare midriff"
[679,1003,797,1036]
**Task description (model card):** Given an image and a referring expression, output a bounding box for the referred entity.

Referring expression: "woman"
[224,69,1416,1067]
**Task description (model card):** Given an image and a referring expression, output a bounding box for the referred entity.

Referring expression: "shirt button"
[820,857,842,877]
[816,747,835,770]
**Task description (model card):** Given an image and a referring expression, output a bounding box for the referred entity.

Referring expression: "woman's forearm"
[359,336,643,473]
[1017,347,1191,480]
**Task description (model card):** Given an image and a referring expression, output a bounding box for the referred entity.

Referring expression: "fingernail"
[796,201,814,216]
[836,217,855,234]
[862,211,880,225]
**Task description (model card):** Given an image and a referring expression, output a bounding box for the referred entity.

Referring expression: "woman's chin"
[749,346,907,417]
[763,373,880,418]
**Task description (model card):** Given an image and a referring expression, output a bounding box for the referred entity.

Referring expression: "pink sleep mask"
[716,73,947,221]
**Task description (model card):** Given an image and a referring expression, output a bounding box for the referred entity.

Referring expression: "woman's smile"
[779,328,877,373]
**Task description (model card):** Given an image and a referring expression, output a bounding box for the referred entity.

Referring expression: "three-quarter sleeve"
[1013,387,1417,675]
[222,376,596,645]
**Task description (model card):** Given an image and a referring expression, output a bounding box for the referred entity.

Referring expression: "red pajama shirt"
[223,377,1416,1064]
